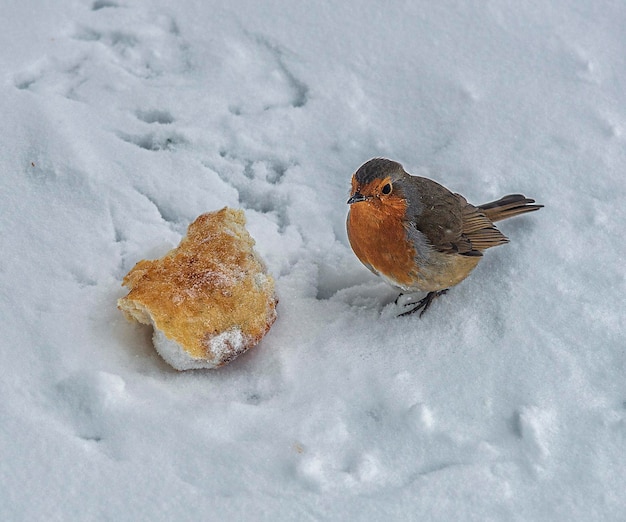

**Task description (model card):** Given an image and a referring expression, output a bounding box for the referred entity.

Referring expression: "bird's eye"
[381,183,392,195]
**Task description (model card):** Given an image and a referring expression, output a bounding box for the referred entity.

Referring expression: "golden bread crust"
[118,208,277,369]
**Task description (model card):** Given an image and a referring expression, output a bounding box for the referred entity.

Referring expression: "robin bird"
[346,158,542,316]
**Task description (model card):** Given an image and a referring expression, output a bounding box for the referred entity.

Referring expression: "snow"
[151,321,203,371]
[152,324,248,371]
[206,328,246,362]
[1,0,625,519]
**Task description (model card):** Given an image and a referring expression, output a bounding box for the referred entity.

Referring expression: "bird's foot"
[397,290,449,317]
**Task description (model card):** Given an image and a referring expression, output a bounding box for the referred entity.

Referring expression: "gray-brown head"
[347,158,410,206]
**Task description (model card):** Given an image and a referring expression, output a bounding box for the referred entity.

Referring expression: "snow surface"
[2,0,625,520]
[152,322,247,372]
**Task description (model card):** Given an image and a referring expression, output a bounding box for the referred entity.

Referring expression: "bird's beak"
[347,192,368,204]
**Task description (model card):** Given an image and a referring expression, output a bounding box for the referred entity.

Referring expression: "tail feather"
[478,194,543,222]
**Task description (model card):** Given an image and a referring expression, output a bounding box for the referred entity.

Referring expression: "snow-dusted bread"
[117,208,277,370]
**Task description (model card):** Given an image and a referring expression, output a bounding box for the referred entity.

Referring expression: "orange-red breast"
[346,158,542,316]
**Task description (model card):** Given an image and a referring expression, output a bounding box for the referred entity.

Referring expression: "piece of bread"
[117,208,277,370]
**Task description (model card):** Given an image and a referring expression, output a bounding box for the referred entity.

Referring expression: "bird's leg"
[398,290,449,317]
[394,293,404,305]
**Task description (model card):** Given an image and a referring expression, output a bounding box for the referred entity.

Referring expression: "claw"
[397,290,448,317]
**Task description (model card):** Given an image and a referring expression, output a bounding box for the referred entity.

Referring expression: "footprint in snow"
[509,405,557,464]
[56,371,126,443]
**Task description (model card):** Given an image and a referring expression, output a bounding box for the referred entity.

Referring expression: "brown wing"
[404,177,476,255]
[402,176,508,254]
[460,198,509,251]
